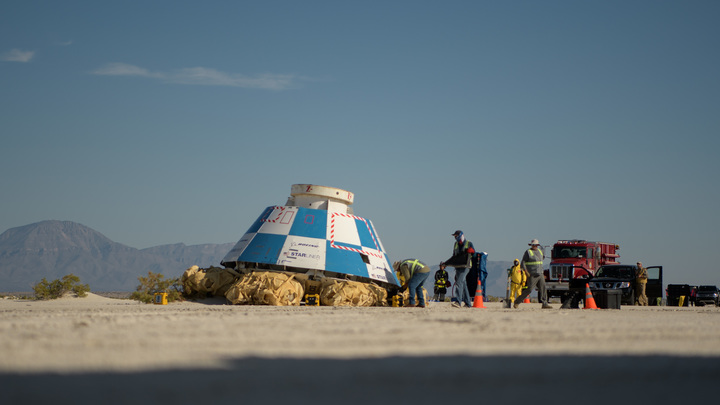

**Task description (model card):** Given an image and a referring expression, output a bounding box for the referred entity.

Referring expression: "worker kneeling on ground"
[393,259,431,308]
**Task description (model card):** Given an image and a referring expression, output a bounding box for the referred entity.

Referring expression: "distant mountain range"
[0,220,513,297]
[0,221,233,292]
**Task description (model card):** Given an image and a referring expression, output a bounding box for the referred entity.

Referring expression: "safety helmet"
[529,239,540,246]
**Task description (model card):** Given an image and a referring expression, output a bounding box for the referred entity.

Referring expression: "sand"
[2,293,719,404]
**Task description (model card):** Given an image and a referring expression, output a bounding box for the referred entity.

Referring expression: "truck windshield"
[595,267,634,279]
[698,286,717,292]
[553,246,587,259]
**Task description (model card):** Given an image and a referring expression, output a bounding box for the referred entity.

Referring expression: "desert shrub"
[130,271,183,304]
[33,274,90,300]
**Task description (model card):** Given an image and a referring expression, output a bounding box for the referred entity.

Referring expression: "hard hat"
[529,239,540,246]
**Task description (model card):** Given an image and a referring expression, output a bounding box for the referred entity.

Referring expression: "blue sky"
[2,1,719,286]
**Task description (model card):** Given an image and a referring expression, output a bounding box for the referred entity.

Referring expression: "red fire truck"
[545,240,620,299]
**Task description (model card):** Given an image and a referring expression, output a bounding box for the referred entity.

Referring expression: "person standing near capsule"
[635,261,648,306]
[433,266,451,302]
[514,239,552,309]
[441,230,475,308]
[509,258,526,303]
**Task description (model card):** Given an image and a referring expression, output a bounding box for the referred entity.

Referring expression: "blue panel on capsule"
[237,233,286,264]
[245,206,275,234]
[324,240,368,278]
[355,218,379,250]
[289,208,327,239]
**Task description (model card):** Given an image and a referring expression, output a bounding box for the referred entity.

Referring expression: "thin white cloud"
[1,49,35,62]
[90,62,163,78]
[58,40,73,46]
[90,62,301,90]
[169,67,296,90]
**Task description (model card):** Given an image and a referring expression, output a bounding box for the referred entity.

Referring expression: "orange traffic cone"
[583,282,598,309]
[472,281,486,308]
[523,286,531,303]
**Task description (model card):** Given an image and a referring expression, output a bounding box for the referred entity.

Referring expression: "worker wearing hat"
[514,239,552,309]
[441,230,475,308]
[635,261,648,306]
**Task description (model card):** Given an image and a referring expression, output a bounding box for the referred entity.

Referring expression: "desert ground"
[2,293,719,404]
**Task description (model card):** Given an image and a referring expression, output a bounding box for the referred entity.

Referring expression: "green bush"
[33,274,90,300]
[130,271,183,304]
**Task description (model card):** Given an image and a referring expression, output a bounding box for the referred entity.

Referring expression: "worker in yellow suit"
[509,258,526,302]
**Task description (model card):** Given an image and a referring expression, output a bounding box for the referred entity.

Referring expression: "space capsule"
[221,184,400,289]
